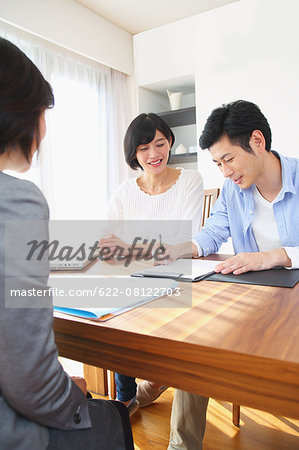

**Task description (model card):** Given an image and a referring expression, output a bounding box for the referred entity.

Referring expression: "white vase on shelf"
[167,89,183,110]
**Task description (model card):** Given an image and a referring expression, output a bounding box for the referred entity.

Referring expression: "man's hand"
[71,376,87,396]
[215,248,291,275]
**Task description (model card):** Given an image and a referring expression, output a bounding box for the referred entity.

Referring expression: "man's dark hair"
[199,100,272,153]
[124,113,175,170]
[0,38,54,161]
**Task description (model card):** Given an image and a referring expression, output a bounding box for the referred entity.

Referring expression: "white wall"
[134,0,299,189]
[0,0,133,74]
[134,13,199,86]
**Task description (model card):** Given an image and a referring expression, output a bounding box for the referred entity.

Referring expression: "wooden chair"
[84,187,241,426]
[201,188,220,228]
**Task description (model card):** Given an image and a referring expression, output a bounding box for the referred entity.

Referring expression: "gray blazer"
[0,172,91,450]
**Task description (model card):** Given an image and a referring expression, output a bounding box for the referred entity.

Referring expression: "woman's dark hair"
[0,37,54,161]
[124,113,175,170]
[199,100,272,153]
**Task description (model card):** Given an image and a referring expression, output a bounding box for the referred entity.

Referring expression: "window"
[1,20,131,219]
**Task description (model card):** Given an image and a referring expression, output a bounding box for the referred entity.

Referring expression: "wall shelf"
[158,106,196,127]
[138,83,197,168]
[169,151,197,165]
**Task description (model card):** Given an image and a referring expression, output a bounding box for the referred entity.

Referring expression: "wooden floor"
[59,359,299,449]
[94,387,299,449]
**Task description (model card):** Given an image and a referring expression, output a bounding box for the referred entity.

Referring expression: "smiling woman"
[106,113,203,225]
[100,111,204,418]
[136,129,171,177]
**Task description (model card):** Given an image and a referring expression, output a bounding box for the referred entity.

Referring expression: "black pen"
[159,233,167,265]
[159,233,165,251]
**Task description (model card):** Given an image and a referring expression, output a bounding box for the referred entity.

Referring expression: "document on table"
[53,277,178,321]
[131,258,218,282]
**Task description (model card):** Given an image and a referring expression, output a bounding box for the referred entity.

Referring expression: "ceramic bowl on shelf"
[174,144,188,154]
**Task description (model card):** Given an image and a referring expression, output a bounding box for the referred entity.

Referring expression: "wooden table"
[53,257,299,419]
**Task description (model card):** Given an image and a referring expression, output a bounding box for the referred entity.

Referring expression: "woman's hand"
[152,242,177,265]
[98,233,130,258]
[153,241,194,265]
[71,376,87,396]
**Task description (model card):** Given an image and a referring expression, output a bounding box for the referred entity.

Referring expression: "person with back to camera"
[0,37,134,450]
[99,112,204,415]
[163,100,299,449]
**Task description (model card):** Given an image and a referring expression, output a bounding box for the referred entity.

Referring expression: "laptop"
[49,248,100,271]
[49,258,96,271]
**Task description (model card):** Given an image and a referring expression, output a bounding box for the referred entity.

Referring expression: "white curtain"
[107,69,133,196]
[0,20,131,219]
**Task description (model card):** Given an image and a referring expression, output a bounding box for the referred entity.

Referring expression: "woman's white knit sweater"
[106,168,203,236]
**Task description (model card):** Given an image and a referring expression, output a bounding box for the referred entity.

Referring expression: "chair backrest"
[201,188,220,227]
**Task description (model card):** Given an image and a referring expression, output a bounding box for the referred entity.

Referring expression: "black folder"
[205,268,299,288]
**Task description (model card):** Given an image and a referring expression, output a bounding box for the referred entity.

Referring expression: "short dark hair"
[199,100,272,153]
[124,113,175,170]
[0,38,54,161]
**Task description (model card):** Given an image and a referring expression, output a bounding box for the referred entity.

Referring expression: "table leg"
[232,403,240,427]
[83,364,108,396]
[109,370,117,400]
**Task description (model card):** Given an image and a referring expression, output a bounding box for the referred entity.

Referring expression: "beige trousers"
[168,390,209,450]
